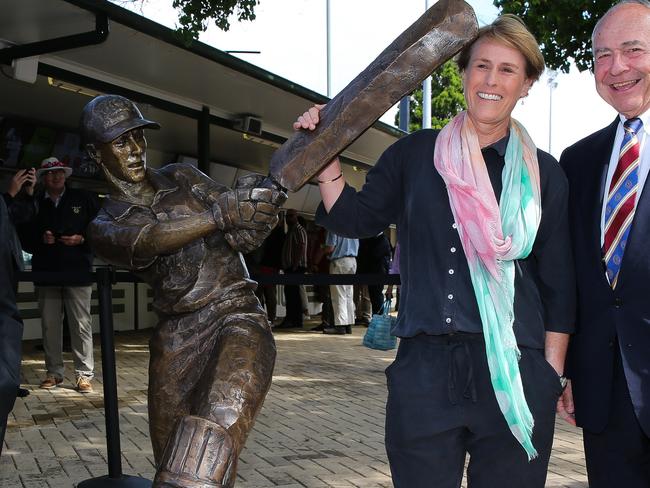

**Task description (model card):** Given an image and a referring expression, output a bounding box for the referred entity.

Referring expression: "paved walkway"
[2,326,588,487]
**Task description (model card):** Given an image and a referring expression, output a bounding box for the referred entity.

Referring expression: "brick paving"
[2,326,588,488]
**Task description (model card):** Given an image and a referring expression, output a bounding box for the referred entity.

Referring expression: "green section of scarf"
[433,112,542,459]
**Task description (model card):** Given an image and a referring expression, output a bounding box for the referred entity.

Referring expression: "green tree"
[395,60,466,132]
[493,0,615,73]
[123,0,259,39]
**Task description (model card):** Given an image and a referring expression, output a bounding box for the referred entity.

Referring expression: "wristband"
[317,173,343,184]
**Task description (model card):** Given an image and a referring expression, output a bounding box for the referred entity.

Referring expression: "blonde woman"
[295,15,575,488]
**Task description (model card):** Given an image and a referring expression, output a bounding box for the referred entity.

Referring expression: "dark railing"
[19,270,402,286]
[17,267,400,486]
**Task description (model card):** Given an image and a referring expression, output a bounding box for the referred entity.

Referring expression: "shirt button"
[450,247,457,253]
[448,294,454,300]
[452,223,458,229]
[445,318,452,324]
[448,269,454,275]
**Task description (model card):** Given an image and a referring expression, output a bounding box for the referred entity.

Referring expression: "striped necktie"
[603,117,643,288]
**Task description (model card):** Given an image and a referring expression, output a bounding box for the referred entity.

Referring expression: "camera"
[22,168,36,188]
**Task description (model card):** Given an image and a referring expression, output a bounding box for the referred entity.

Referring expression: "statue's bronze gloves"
[212,174,287,253]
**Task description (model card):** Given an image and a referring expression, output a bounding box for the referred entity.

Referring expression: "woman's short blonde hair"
[456,14,545,82]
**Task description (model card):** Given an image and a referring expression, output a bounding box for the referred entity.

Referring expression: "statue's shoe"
[153,415,235,488]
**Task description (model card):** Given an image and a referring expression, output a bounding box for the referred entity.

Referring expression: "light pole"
[547,70,558,154]
[326,0,332,97]
[422,0,432,129]
[399,97,410,132]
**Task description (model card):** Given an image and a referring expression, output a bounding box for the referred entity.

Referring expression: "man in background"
[309,225,334,331]
[323,231,358,335]
[355,232,392,324]
[23,157,99,393]
[278,209,308,329]
[255,212,285,323]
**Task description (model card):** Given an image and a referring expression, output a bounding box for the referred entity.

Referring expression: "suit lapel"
[582,119,619,271]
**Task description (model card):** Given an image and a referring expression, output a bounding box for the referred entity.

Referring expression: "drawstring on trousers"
[446,341,478,405]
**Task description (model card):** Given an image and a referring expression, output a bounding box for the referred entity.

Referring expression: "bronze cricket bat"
[267,0,478,192]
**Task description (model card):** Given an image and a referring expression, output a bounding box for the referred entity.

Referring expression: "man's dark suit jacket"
[560,118,650,435]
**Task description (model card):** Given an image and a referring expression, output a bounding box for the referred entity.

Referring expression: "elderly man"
[278,209,307,329]
[323,230,358,335]
[559,1,650,486]
[83,94,286,488]
[23,157,99,393]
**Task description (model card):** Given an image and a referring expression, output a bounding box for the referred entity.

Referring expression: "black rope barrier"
[252,272,401,286]
[18,269,402,286]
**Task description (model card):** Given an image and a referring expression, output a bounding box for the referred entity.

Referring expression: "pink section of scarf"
[433,112,540,277]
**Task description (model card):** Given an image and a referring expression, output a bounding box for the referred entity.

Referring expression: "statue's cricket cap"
[80,94,160,145]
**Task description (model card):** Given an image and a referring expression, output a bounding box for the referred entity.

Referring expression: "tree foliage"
[173,0,259,37]
[124,0,259,39]
[493,1,615,73]
[395,61,466,132]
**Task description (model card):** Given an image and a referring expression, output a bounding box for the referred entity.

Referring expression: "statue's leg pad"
[153,415,235,488]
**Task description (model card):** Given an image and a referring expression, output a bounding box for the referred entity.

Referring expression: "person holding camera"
[3,168,36,290]
[0,196,23,456]
[0,167,36,455]
[21,157,100,393]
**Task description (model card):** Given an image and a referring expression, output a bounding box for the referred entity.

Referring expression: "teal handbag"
[362,299,397,351]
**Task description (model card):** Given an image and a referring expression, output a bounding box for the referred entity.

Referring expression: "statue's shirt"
[90,164,255,316]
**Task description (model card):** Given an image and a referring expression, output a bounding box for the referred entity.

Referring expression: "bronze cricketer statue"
[84,1,477,486]
[84,94,286,488]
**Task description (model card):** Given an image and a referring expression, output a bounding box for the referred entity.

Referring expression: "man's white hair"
[592,0,650,50]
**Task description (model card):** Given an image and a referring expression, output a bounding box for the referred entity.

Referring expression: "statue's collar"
[103,167,178,220]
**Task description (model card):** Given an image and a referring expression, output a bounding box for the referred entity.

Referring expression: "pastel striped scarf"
[433,111,542,459]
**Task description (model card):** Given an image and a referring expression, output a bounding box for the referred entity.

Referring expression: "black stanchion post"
[78,267,151,488]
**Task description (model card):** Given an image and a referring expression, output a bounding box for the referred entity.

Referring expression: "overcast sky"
[119,0,618,159]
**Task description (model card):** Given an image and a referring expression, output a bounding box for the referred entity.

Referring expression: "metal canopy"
[0,0,403,191]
